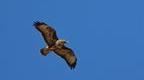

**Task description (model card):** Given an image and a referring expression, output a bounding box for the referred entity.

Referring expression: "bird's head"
[33,21,48,33]
[56,39,69,46]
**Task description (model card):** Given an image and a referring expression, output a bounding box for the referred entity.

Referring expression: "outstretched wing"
[54,46,77,69]
[41,26,58,46]
[34,21,58,46]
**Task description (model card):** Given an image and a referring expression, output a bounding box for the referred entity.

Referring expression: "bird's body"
[34,21,77,69]
[41,40,66,56]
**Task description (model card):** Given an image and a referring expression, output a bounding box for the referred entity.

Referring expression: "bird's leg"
[45,45,49,48]
[45,45,55,51]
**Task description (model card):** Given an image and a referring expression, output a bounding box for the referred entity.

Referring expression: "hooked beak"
[65,40,69,44]
[66,40,69,43]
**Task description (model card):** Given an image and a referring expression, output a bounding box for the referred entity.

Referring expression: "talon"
[46,45,49,48]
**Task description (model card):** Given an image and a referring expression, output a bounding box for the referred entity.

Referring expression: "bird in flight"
[34,21,77,69]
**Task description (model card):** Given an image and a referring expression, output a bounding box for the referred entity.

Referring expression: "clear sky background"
[0,0,144,80]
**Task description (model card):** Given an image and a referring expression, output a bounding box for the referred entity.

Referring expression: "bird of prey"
[34,21,77,69]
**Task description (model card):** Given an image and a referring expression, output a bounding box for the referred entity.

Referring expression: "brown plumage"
[34,21,77,69]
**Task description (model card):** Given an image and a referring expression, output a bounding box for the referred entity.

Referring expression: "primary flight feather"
[34,21,77,69]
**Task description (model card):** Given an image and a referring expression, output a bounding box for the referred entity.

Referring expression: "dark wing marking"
[34,21,58,46]
[54,46,77,69]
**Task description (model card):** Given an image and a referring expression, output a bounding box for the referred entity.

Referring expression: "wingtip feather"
[33,21,47,27]
[70,58,77,70]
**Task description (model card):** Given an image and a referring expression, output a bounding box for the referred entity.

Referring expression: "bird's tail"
[40,48,50,56]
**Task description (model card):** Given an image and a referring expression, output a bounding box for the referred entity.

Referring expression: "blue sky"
[0,0,144,80]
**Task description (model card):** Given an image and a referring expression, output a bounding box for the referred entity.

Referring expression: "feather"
[54,46,77,69]
[34,21,58,47]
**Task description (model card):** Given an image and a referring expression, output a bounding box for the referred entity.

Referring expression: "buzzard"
[34,21,77,69]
